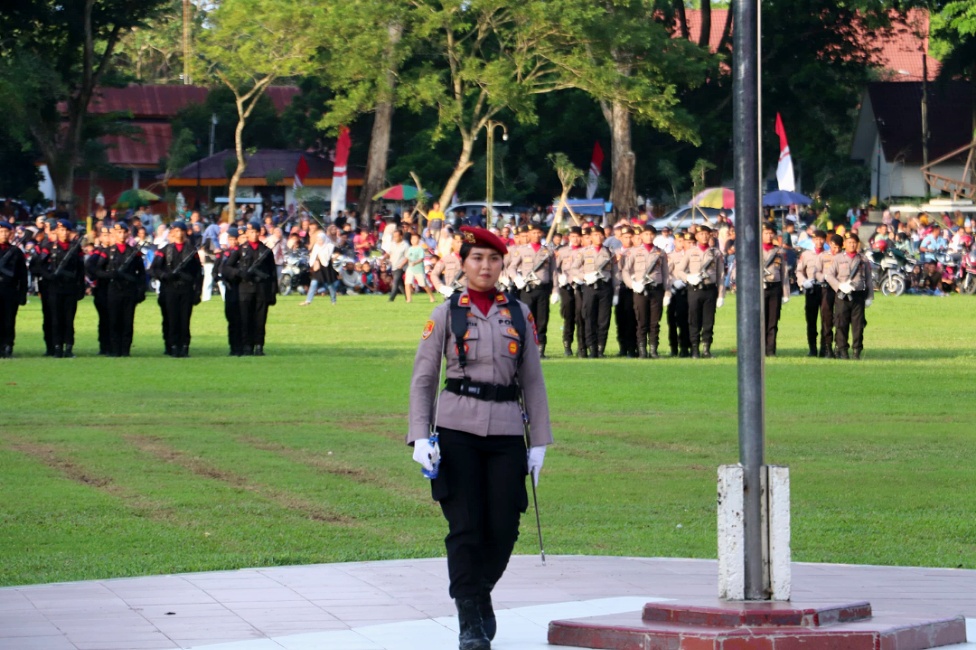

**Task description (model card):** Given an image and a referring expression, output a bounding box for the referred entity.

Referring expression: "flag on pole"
[293,155,309,189]
[330,126,351,218]
[586,141,604,200]
[774,113,796,192]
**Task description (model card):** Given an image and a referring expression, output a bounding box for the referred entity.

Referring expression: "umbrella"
[373,184,427,201]
[762,190,812,207]
[115,188,160,208]
[691,187,735,210]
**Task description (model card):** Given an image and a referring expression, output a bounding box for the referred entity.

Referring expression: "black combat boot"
[455,598,490,650]
[578,345,588,359]
[64,344,75,358]
[808,345,817,357]
[691,345,700,359]
[1,345,11,358]
[477,583,497,641]
[539,344,546,359]
[669,345,678,357]
[649,345,659,359]
[54,345,64,358]
[680,347,691,358]
[637,344,648,359]
[596,345,605,359]
[702,343,712,358]
[853,349,862,360]
[169,345,178,357]
[563,344,573,357]
[837,349,849,360]
[254,345,264,356]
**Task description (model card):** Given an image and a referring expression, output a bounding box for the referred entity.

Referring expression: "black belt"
[689,283,716,291]
[445,378,519,402]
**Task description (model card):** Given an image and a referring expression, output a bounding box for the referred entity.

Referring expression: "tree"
[547,152,585,232]
[0,0,170,213]
[196,0,318,219]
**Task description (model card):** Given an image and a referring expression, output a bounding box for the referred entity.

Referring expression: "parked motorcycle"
[871,249,910,297]
[960,248,976,294]
[279,249,309,296]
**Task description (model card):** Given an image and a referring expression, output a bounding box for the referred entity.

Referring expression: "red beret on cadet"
[459,226,508,256]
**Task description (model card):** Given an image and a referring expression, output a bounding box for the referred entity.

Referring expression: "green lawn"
[1,291,974,587]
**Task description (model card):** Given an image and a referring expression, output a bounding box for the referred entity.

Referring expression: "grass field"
[1,290,974,587]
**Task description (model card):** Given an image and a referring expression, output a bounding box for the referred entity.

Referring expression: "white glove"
[584,271,598,285]
[865,298,872,308]
[839,281,853,294]
[631,281,645,294]
[438,285,453,298]
[550,292,560,305]
[558,273,568,286]
[573,276,584,285]
[663,294,671,307]
[527,446,546,487]
[412,438,440,473]
[672,279,686,290]
[612,293,619,307]
[716,296,725,308]
[687,273,702,286]
[782,295,790,304]
[514,274,527,290]
[802,280,814,290]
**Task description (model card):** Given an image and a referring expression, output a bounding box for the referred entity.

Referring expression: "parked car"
[648,206,731,230]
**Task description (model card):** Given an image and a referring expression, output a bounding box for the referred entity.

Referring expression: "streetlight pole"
[484,120,508,226]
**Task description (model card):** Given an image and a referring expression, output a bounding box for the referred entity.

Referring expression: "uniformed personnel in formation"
[94,221,146,357]
[666,232,692,357]
[214,226,244,355]
[572,226,618,358]
[613,226,638,357]
[795,228,831,357]
[226,220,278,356]
[86,225,112,355]
[622,225,669,358]
[674,225,725,358]
[0,220,28,358]
[37,219,86,358]
[507,223,553,357]
[761,224,791,357]
[553,226,584,356]
[150,221,203,357]
[408,226,552,650]
[431,231,466,298]
[825,232,873,359]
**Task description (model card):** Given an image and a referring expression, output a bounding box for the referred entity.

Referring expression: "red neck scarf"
[468,288,495,315]
[530,242,541,253]
[643,244,653,252]
[698,244,708,251]
[763,243,774,252]
[249,242,259,250]
[174,243,184,252]
[117,243,126,253]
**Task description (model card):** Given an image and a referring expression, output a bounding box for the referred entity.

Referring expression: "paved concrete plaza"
[1,556,974,650]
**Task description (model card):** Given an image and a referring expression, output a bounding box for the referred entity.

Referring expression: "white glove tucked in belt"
[802,279,814,290]
[686,273,702,286]
[412,438,440,474]
[558,273,568,286]
[839,281,854,294]
[514,274,527,290]
[527,446,546,486]
[672,279,686,290]
[438,285,454,298]
[584,271,598,285]
[631,280,645,294]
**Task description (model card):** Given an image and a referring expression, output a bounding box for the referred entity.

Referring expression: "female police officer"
[408,226,552,650]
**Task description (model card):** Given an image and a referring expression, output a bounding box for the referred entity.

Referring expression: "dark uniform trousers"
[39,283,54,353]
[432,428,527,599]
[803,285,823,354]
[667,288,691,354]
[389,269,405,301]
[687,285,718,347]
[159,283,195,350]
[107,286,138,356]
[519,283,551,348]
[819,285,836,356]
[582,280,613,352]
[614,286,636,356]
[49,279,80,348]
[0,287,20,349]
[558,286,577,348]
[573,287,587,355]
[764,282,783,355]
[239,286,270,347]
[94,287,110,353]
[633,286,665,349]
[833,290,867,356]
[224,284,243,353]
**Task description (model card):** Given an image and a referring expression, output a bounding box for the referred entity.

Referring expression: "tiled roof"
[168,149,362,182]
[85,84,299,118]
[103,123,173,167]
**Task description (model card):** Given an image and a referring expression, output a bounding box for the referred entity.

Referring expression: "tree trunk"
[358,22,402,220]
[227,97,247,222]
[602,99,637,220]
[437,135,475,211]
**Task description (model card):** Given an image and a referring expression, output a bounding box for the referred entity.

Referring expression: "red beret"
[459,226,507,256]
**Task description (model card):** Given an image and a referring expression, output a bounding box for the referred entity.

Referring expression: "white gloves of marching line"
[550,292,560,305]
[584,271,598,285]
[631,281,645,294]
[865,298,873,308]
[802,279,814,290]
[782,295,790,304]
[663,294,671,307]
[612,293,619,307]
[839,281,854,294]
[413,438,440,473]
[558,273,568,286]
[527,446,546,487]
[686,273,702,286]
[438,285,454,298]
[716,297,725,308]
[514,274,527,290]
[672,279,686,290]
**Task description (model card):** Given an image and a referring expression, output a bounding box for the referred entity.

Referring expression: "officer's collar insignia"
[459,294,470,306]
[495,293,506,303]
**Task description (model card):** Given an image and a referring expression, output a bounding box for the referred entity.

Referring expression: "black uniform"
[41,239,86,357]
[215,247,243,355]
[86,247,111,355]
[97,243,146,356]
[28,240,55,355]
[0,242,29,357]
[150,242,203,357]
[227,242,277,355]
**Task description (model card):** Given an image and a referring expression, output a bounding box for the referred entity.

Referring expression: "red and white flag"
[586,141,603,200]
[774,113,796,192]
[293,154,309,189]
[330,126,351,217]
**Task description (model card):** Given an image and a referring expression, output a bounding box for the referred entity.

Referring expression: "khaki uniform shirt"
[407,291,553,446]
[430,252,465,292]
[667,248,685,290]
[508,243,554,286]
[571,245,619,290]
[555,245,583,287]
[675,245,726,298]
[763,246,790,299]
[825,252,875,299]
[622,245,669,293]
[796,248,827,285]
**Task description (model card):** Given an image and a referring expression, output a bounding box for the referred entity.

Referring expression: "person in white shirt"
[653,227,675,254]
